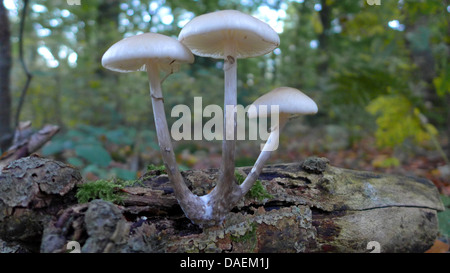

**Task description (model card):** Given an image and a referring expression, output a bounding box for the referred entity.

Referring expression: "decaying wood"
[0,123,59,171]
[116,157,444,253]
[0,156,445,253]
[0,155,82,252]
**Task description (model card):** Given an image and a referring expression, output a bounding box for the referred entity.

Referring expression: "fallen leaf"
[425,240,449,253]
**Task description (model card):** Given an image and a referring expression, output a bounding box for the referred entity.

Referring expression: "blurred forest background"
[0,0,449,201]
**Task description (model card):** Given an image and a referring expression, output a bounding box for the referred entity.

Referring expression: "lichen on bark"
[0,155,82,252]
[0,156,445,253]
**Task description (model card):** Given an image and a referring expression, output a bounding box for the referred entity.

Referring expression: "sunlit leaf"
[366,95,432,148]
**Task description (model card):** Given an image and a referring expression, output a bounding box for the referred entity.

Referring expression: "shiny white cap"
[247,87,318,118]
[178,10,280,59]
[102,32,194,73]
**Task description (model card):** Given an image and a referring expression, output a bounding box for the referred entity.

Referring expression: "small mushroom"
[178,10,280,201]
[241,87,318,195]
[101,33,204,220]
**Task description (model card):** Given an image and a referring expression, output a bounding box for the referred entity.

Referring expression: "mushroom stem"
[217,41,238,196]
[146,62,197,207]
[240,113,289,196]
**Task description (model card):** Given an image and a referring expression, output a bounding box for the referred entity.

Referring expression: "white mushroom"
[178,10,280,206]
[241,87,318,195]
[101,33,205,221]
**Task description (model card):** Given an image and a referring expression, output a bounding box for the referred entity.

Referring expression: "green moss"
[235,171,273,201]
[235,171,245,185]
[248,180,273,201]
[147,164,166,173]
[141,164,167,181]
[76,178,145,204]
[76,179,124,204]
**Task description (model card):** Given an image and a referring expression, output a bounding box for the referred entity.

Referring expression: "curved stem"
[215,42,238,197]
[146,62,202,219]
[240,114,289,196]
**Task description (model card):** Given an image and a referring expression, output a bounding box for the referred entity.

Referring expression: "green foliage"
[75,144,112,167]
[42,125,149,181]
[434,66,450,97]
[372,157,400,169]
[66,157,84,168]
[4,0,449,178]
[366,95,436,148]
[112,168,137,181]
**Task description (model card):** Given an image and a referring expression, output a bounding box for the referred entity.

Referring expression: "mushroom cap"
[178,10,280,59]
[247,87,318,119]
[102,32,194,73]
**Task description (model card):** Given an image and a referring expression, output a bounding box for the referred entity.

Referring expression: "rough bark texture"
[0,156,444,253]
[0,155,82,252]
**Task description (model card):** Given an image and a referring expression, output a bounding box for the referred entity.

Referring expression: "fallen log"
[0,156,444,253]
[44,157,445,253]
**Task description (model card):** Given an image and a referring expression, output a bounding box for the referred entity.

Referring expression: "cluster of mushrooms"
[102,10,318,226]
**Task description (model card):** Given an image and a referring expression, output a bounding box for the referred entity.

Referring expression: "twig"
[0,124,59,170]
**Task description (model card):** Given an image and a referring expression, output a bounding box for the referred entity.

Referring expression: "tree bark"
[0,2,13,152]
[25,157,442,253]
[14,0,32,130]
[0,156,444,253]
[317,0,331,74]
[0,155,82,252]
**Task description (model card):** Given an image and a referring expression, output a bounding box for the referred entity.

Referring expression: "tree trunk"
[0,2,13,152]
[95,0,121,125]
[317,0,331,74]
